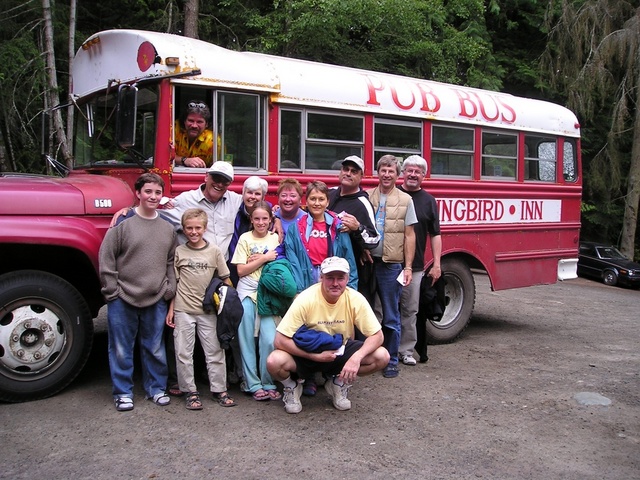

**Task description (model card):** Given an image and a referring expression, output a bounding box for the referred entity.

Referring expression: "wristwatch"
[180,157,187,166]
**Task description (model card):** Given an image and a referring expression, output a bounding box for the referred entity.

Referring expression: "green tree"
[0,0,48,172]
[543,0,640,259]
[199,0,501,88]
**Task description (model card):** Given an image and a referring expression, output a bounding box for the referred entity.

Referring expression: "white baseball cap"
[320,256,350,275]
[207,161,234,182]
[342,155,364,172]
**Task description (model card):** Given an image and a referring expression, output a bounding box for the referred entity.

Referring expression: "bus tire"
[425,258,475,344]
[0,271,94,402]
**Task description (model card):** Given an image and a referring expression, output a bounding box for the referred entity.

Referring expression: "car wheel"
[603,270,618,286]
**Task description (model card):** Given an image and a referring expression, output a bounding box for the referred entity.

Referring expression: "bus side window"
[430,125,474,178]
[524,135,556,182]
[305,112,362,170]
[374,119,421,170]
[216,91,264,169]
[481,131,517,180]
[563,140,577,182]
[280,110,302,170]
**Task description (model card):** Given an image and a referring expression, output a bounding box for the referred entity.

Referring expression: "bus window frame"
[279,108,365,173]
[481,129,518,181]
[214,89,266,170]
[429,123,475,179]
[373,117,422,170]
[523,133,558,183]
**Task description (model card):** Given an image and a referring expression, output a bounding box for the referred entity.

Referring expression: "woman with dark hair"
[284,180,358,293]
[282,180,358,396]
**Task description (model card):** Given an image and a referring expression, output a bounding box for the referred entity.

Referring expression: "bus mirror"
[116,85,138,148]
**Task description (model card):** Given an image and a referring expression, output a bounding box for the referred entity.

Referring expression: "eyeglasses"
[404,168,425,176]
[341,165,362,174]
[188,102,207,109]
[209,174,231,186]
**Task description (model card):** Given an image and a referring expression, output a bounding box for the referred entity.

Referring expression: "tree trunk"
[619,74,640,259]
[184,0,199,39]
[42,0,72,167]
[66,0,76,152]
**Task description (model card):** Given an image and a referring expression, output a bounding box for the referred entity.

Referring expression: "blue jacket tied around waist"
[293,325,344,353]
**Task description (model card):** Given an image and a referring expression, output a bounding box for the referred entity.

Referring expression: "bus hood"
[0,173,134,215]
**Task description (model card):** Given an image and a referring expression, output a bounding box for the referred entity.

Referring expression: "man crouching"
[266,256,389,413]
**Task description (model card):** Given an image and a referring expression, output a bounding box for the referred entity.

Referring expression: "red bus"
[73,29,581,343]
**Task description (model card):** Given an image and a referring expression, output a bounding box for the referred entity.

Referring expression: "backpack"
[203,278,244,350]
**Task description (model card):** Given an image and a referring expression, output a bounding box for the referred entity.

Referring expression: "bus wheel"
[426,258,475,344]
[0,271,94,402]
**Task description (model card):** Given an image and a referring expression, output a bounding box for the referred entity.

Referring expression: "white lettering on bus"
[437,199,562,225]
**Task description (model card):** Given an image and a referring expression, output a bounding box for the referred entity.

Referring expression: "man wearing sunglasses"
[163,161,242,255]
[174,101,217,168]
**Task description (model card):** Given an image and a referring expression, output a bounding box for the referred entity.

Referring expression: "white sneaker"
[325,377,352,411]
[401,355,417,366]
[282,382,303,414]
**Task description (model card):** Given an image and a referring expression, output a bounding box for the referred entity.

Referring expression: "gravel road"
[1,275,638,480]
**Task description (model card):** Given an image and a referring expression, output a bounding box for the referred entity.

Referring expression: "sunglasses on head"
[188,101,207,109]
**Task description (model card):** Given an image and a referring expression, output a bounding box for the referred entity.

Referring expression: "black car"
[577,241,640,288]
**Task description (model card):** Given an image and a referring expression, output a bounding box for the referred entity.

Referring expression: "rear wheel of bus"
[0,270,94,402]
[426,258,475,344]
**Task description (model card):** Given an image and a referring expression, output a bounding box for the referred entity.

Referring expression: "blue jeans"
[107,297,168,399]
[373,260,403,367]
[238,297,277,393]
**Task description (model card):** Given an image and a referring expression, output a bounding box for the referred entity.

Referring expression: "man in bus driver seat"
[174,100,216,168]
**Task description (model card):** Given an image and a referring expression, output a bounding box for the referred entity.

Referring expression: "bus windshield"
[73,86,158,168]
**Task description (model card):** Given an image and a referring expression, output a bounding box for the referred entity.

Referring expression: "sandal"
[383,365,399,378]
[168,384,184,397]
[185,392,203,410]
[265,389,281,400]
[114,396,134,412]
[213,391,237,407]
[252,389,270,401]
[152,392,171,406]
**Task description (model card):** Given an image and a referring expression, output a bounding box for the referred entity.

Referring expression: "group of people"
[98,101,441,414]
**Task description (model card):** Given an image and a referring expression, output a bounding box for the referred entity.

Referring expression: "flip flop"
[168,384,184,397]
[265,389,281,400]
[252,389,270,401]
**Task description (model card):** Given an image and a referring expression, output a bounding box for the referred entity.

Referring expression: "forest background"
[0,0,639,260]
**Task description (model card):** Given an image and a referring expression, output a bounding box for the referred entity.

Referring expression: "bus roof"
[73,29,580,137]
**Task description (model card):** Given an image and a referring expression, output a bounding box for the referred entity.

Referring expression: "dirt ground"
[1,275,638,480]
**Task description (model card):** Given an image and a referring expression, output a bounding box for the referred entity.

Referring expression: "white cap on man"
[208,161,234,182]
[342,155,364,172]
[320,256,350,275]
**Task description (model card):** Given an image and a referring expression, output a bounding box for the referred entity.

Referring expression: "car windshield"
[596,247,626,259]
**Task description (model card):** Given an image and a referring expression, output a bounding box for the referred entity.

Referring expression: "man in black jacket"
[328,155,380,304]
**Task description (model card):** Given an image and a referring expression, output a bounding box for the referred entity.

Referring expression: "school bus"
[0,29,580,400]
